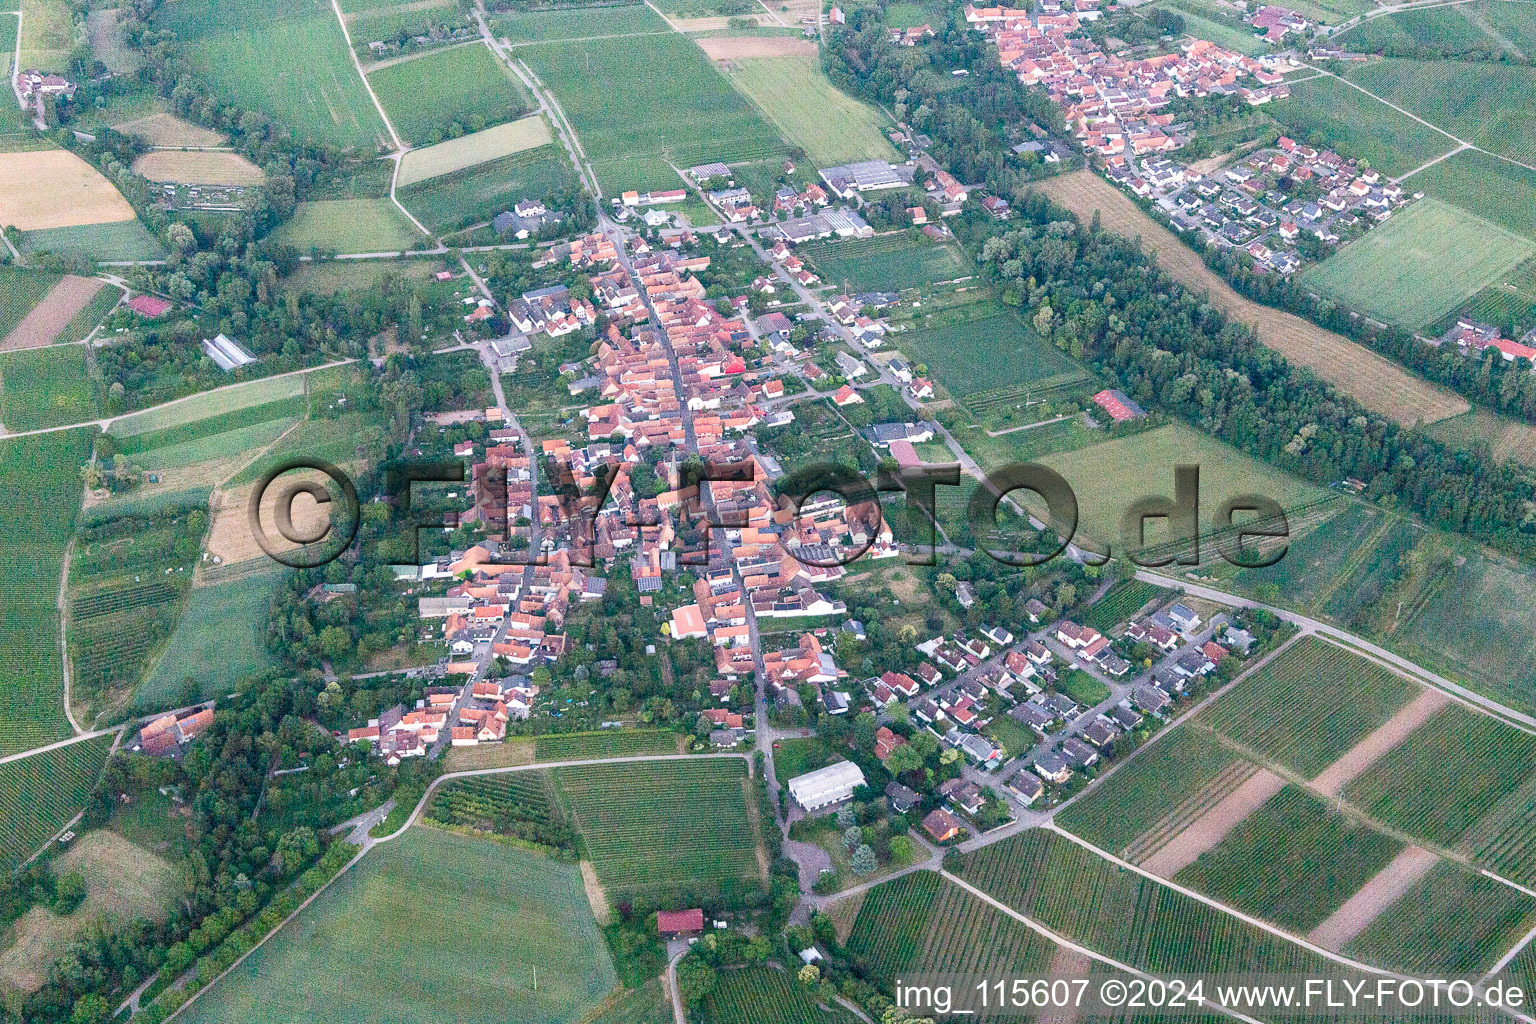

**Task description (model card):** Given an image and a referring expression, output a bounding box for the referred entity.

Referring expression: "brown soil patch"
[1306,845,1439,950]
[1140,768,1286,878]
[673,14,737,30]
[0,275,106,351]
[825,890,865,943]
[1032,170,1468,428]
[1310,688,1448,797]
[581,860,613,925]
[1124,759,1258,864]
[131,151,266,186]
[203,470,339,569]
[441,738,535,771]
[114,112,227,148]
[1042,946,1093,1024]
[0,151,138,231]
[696,35,817,59]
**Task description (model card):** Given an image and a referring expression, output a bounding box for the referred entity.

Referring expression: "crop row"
[0,735,114,870]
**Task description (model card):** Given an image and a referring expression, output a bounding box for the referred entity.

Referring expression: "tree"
[889,835,915,863]
[52,872,86,913]
[675,954,716,1010]
[843,825,863,851]
[851,843,877,875]
[69,994,110,1024]
[835,804,857,828]
[798,963,821,985]
[886,742,923,775]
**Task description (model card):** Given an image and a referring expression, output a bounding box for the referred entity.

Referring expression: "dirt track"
[0,276,106,350]
[1306,846,1439,950]
[1032,171,1469,428]
[1310,688,1447,797]
[1139,768,1287,878]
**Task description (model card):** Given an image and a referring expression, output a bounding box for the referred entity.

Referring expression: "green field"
[726,56,898,167]
[1337,1,1528,60]
[1030,422,1325,556]
[137,564,286,708]
[0,428,94,754]
[1176,786,1403,933]
[1404,147,1536,242]
[0,268,61,341]
[0,735,113,871]
[555,758,762,902]
[0,344,94,432]
[698,966,861,1024]
[18,220,165,263]
[398,146,578,232]
[1082,579,1165,632]
[181,827,619,1024]
[1302,198,1536,330]
[897,298,1085,409]
[1345,861,1536,975]
[801,233,968,292]
[1346,58,1536,167]
[518,31,786,193]
[1202,636,1413,778]
[156,0,386,150]
[1057,727,1242,855]
[1345,702,1536,850]
[345,0,461,59]
[367,42,531,145]
[534,730,679,761]
[495,3,669,43]
[845,870,1059,986]
[110,371,307,437]
[1438,255,1536,336]
[270,199,423,253]
[1265,74,1457,178]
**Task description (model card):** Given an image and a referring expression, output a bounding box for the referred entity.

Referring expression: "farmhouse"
[656,908,705,936]
[787,760,866,811]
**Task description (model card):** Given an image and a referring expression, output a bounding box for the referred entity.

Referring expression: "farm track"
[1032,170,1469,427]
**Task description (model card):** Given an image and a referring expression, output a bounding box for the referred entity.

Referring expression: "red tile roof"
[656,908,705,934]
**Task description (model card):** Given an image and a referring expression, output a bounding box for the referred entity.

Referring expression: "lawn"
[398,145,578,232]
[1404,147,1536,243]
[1346,58,1536,167]
[396,114,551,186]
[157,0,387,150]
[0,344,95,432]
[17,220,165,262]
[270,199,423,254]
[896,298,1085,407]
[368,42,531,145]
[1264,74,1457,179]
[0,428,94,754]
[1201,635,1414,778]
[1345,861,1536,975]
[494,3,669,44]
[1029,422,1325,557]
[180,827,620,1024]
[1175,785,1403,933]
[1056,727,1242,856]
[0,735,113,871]
[137,564,286,709]
[800,232,967,292]
[0,267,61,341]
[554,758,763,903]
[771,736,840,788]
[518,30,786,193]
[1344,703,1536,850]
[1058,668,1109,707]
[1303,198,1536,331]
[726,56,898,167]
[533,729,679,760]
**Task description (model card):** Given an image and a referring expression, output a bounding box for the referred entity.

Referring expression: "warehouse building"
[787,760,865,811]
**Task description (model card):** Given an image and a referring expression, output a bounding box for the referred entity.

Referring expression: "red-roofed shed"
[656,908,705,935]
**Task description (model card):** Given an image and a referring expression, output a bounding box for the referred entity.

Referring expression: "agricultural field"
[367,42,532,145]
[1344,702,1536,850]
[130,150,266,186]
[396,114,552,186]
[1174,785,1404,933]
[724,56,898,167]
[425,773,577,852]
[1155,0,1267,55]
[1337,1,1530,61]
[0,275,107,351]
[1032,170,1469,428]
[0,428,95,754]
[589,980,673,1024]
[844,870,1059,987]
[1083,579,1165,632]
[533,729,680,761]
[136,563,286,709]
[1344,861,1536,975]
[1200,636,1413,778]
[0,735,113,871]
[1436,254,1536,338]
[896,297,1085,409]
[0,268,62,344]
[1345,59,1536,167]
[1265,73,1457,178]
[271,199,423,254]
[1405,147,1536,243]
[800,233,968,293]
[0,150,138,231]
[697,966,862,1024]
[285,256,445,296]
[1301,198,1536,331]
[554,758,762,902]
[114,112,227,148]
[17,221,165,263]
[1056,727,1243,856]
[180,827,620,1024]
[18,0,70,70]
[346,0,464,60]
[494,3,670,43]
[0,345,95,431]
[398,146,578,232]
[1029,422,1325,557]
[109,371,307,437]
[0,829,181,993]
[156,0,388,150]
[518,30,786,193]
